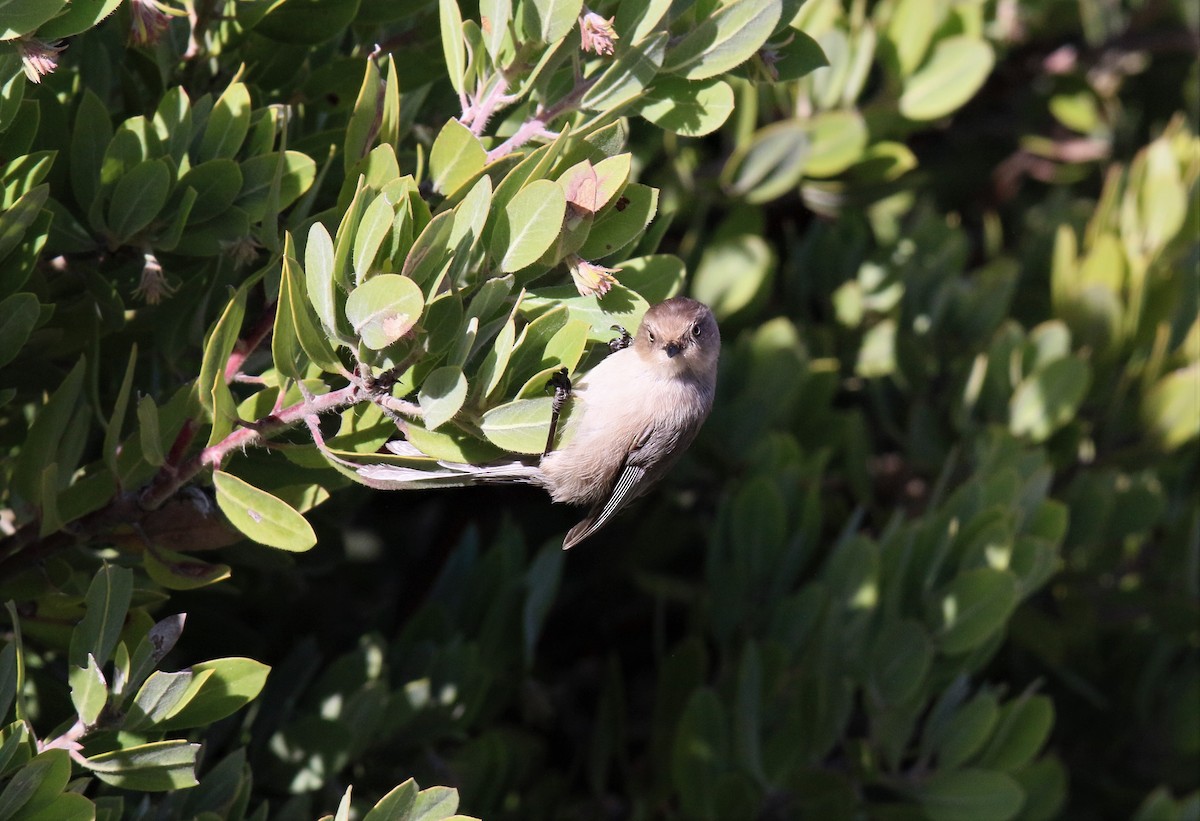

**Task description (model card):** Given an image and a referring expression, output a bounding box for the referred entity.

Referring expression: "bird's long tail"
[355,440,545,490]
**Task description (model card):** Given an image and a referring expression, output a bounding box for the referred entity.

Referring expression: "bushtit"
[359,296,720,549]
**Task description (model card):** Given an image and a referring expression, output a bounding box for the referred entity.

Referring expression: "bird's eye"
[691,322,702,338]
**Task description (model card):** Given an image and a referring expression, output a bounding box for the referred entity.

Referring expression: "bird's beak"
[665,342,681,358]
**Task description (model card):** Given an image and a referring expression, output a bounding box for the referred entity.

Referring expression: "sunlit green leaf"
[213,470,317,551]
[346,273,425,350]
[480,397,554,454]
[492,179,566,272]
[899,37,994,121]
[662,0,782,80]
[84,741,200,792]
[638,77,735,137]
[419,366,469,431]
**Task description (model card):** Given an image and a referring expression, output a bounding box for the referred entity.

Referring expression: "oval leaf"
[936,568,1019,655]
[638,77,735,137]
[493,179,566,272]
[345,274,425,350]
[419,366,469,431]
[480,397,554,454]
[212,470,317,551]
[900,37,995,121]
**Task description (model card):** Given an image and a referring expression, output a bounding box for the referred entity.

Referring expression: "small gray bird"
[358,296,720,549]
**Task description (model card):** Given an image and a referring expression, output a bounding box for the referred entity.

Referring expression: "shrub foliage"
[0,0,1196,818]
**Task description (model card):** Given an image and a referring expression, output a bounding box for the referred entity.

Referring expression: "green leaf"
[69,654,107,726]
[0,183,48,262]
[272,261,307,380]
[1142,365,1200,451]
[1014,755,1067,821]
[400,209,455,286]
[106,160,171,243]
[37,0,123,38]
[936,568,1019,655]
[198,81,251,161]
[916,769,1024,821]
[203,286,248,446]
[84,741,200,792]
[102,345,138,476]
[345,273,425,350]
[0,644,15,722]
[1008,357,1090,443]
[0,151,53,210]
[237,151,316,220]
[521,283,649,343]
[411,785,462,820]
[474,315,517,403]
[438,0,467,96]
[508,306,569,382]
[883,0,942,77]
[0,0,68,39]
[524,0,581,43]
[153,85,193,163]
[767,28,828,82]
[253,0,360,43]
[0,749,70,820]
[158,657,270,730]
[492,179,566,272]
[68,564,133,669]
[429,119,487,196]
[577,183,658,259]
[404,422,504,463]
[612,255,684,303]
[125,671,195,731]
[305,221,340,337]
[0,291,37,368]
[899,37,995,121]
[722,120,808,202]
[36,464,63,538]
[672,688,729,817]
[580,32,668,112]
[0,722,32,778]
[176,159,242,223]
[1140,138,1187,253]
[354,193,395,284]
[345,59,381,163]
[198,287,244,418]
[934,691,1000,769]
[124,615,185,699]
[419,366,469,431]
[803,110,869,177]
[870,620,932,706]
[364,778,417,821]
[691,233,774,322]
[143,544,232,591]
[213,470,318,551]
[137,394,164,467]
[70,89,111,212]
[663,0,782,80]
[480,397,554,454]
[977,695,1054,771]
[18,792,94,821]
[638,77,734,137]
[283,254,342,374]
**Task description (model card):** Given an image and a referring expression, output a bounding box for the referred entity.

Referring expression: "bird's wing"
[561,462,647,550]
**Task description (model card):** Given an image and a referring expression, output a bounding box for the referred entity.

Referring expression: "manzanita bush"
[0,0,1196,818]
